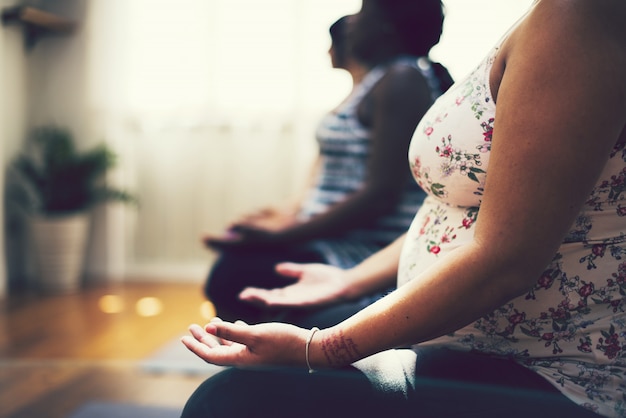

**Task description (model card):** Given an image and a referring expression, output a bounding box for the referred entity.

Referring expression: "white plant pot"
[29,213,90,294]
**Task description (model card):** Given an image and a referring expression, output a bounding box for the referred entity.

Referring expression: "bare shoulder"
[357,60,432,132]
[500,0,626,106]
[493,0,626,98]
[524,0,626,54]
[373,63,430,106]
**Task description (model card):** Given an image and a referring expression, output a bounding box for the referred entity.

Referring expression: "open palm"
[239,262,348,308]
[182,320,308,368]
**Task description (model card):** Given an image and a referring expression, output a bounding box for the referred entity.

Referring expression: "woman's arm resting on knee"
[239,234,405,308]
[185,0,626,372]
[307,0,626,369]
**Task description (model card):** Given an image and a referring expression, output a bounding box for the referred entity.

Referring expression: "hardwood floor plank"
[0,363,90,417]
[0,282,214,418]
[3,364,207,418]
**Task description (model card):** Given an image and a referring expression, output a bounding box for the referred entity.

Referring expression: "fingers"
[202,226,244,247]
[202,237,228,249]
[182,323,223,360]
[239,287,273,306]
[181,333,238,367]
[181,334,218,360]
[200,234,217,246]
[239,207,272,223]
[204,319,257,348]
[204,237,242,251]
[188,323,222,348]
[274,262,305,278]
[187,319,234,347]
[205,317,236,346]
[239,287,298,308]
[182,319,259,366]
[230,225,259,235]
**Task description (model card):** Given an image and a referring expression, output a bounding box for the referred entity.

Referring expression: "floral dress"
[398,24,626,418]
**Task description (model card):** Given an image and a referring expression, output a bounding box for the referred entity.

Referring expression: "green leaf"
[431,183,446,197]
[10,125,138,214]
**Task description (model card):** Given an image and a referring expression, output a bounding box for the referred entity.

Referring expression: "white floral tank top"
[398,25,626,418]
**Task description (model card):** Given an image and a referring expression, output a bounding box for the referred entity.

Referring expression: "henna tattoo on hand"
[320,329,362,367]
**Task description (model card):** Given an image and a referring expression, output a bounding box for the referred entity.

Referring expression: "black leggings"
[205,247,391,327]
[181,348,599,418]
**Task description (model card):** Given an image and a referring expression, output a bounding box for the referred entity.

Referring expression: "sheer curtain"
[85,0,360,280]
[83,0,533,282]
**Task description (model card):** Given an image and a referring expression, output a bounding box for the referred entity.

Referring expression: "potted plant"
[10,125,137,293]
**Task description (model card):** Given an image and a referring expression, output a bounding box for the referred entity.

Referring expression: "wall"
[1,0,538,293]
[2,0,117,293]
[1,0,29,296]
[1,0,318,289]
[23,0,118,284]
[118,119,314,282]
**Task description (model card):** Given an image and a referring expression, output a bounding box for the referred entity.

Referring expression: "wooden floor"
[0,281,215,418]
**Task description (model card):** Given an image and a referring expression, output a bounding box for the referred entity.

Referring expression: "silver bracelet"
[305,327,320,373]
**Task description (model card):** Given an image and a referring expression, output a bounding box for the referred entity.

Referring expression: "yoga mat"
[140,335,225,376]
[67,402,181,418]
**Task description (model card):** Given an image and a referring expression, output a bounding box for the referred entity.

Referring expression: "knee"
[203,268,223,302]
[182,368,288,418]
[181,369,246,417]
[203,270,220,301]
[204,254,243,300]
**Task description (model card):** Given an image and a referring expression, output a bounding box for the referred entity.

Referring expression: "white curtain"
[81,0,533,281]
[84,0,361,280]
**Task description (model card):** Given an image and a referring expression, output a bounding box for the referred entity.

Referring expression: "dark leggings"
[205,247,390,327]
[181,348,599,418]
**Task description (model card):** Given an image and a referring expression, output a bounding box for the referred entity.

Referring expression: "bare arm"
[184,0,626,371]
[202,155,320,246]
[238,233,405,308]
[308,0,626,367]
[238,155,322,229]
[276,66,433,243]
[217,65,433,249]
[341,232,405,299]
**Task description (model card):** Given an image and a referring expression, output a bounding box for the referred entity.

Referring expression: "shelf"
[1,6,76,49]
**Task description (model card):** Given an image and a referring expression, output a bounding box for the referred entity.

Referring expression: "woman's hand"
[235,206,298,231]
[202,225,287,250]
[201,204,299,250]
[239,262,350,308]
[181,319,309,368]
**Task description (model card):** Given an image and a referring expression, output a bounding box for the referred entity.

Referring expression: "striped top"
[298,56,441,268]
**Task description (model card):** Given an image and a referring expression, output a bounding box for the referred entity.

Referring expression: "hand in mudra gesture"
[181,319,309,368]
[239,262,349,309]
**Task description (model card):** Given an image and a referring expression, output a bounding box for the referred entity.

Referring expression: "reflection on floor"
[0,282,214,418]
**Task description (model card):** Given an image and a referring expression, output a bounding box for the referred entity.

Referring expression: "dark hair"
[431,61,454,94]
[375,0,445,57]
[375,0,454,93]
[329,16,348,48]
[329,16,350,67]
